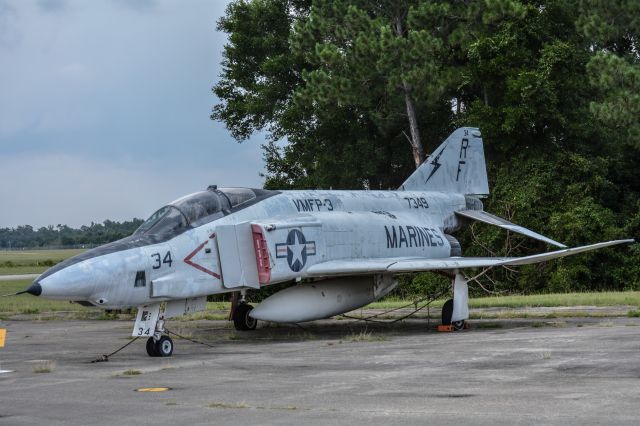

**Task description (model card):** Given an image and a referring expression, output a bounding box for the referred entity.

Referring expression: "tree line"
[212,0,639,293]
[0,220,143,249]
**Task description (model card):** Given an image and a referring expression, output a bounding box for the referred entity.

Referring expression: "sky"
[0,0,266,228]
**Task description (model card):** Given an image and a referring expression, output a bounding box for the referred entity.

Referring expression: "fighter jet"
[19,128,634,357]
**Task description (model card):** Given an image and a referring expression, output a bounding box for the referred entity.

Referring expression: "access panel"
[215,222,260,289]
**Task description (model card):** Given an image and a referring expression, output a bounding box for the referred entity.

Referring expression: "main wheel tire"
[155,335,174,357]
[441,299,454,326]
[233,303,257,331]
[452,320,465,331]
[146,337,159,357]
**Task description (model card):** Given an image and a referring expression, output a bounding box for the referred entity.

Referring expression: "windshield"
[133,187,267,238]
[134,206,188,237]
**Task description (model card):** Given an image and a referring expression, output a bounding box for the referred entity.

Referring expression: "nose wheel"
[146,335,174,357]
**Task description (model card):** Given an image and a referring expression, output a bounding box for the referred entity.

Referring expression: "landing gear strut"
[440,272,469,331]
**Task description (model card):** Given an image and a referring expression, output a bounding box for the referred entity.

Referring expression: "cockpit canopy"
[134,187,261,238]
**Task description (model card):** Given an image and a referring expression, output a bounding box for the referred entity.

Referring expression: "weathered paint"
[28,127,633,326]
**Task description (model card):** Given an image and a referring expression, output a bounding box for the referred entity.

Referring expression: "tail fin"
[400,127,489,196]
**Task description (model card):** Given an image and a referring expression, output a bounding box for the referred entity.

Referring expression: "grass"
[2,286,638,319]
[0,279,92,316]
[468,292,640,308]
[0,249,85,265]
[0,249,84,276]
[121,369,142,376]
[32,360,55,373]
[344,330,386,342]
[181,311,228,321]
[0,266,49,275]
[207,402,249,409]
[2,260,639,321]
[205,402,300,411]
[369,291,640,310]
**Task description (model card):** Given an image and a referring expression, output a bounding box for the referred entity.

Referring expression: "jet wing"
[455,209,567,248]
[306,239,634,276]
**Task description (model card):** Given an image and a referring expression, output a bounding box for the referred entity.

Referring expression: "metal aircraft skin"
[22,128,634,357]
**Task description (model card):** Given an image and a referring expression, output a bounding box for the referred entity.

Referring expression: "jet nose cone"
[26,281,42,296]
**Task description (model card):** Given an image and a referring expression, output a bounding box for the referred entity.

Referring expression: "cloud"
[0,153,265,228]
[37,0,66,13]
[0,0,19,47]
[0,1,268,228]
[113,0,157,12]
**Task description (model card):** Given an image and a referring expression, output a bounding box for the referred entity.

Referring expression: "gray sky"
[0,0,266,228]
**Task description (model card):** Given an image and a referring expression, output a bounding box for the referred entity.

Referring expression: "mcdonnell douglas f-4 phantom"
[18,128,634,356]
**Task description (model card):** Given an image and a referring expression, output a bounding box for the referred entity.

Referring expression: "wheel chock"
[437,323,470,332]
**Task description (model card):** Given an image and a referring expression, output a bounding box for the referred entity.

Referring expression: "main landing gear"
[233,302,257,331]
[440,272,469,331]
[441,299,466,331]
[229,291,257,331]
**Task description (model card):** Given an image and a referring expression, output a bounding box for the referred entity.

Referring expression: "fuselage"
[29,188,468,309]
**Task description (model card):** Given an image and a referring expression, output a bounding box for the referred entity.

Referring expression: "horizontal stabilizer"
[306,239,634,276]
[455,209,567,248]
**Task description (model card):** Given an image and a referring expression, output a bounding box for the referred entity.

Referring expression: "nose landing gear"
[133,303,176,357]
[146,335,174,357]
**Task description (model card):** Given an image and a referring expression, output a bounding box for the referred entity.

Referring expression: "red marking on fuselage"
[251,224,271,285]
[184,236,221,279]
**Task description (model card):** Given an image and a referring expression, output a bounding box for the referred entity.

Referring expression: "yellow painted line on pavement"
[136,387,170,392]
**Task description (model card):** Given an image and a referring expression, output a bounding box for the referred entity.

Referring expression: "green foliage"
[388,272,449,300]
[587,53,640,143]
[214,0,640,293]
[0,219,143,249]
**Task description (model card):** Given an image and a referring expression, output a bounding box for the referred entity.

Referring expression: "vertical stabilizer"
[400,127,489,196]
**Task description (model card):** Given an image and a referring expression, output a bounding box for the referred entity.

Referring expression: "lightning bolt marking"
[425,145,447,183]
